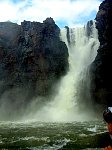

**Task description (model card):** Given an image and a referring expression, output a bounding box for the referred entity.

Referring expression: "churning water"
[0,120,106,150]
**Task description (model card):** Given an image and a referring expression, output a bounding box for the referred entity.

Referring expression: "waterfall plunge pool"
[0,121,107,150]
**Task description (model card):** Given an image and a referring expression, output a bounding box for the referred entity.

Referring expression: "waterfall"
[25,21,100,122]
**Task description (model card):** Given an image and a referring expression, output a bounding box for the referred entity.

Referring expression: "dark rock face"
[90,0,112,106]
[96,0,112,46]
[86,20,94,37]
[65,26,70,45]
[0,18,69,119]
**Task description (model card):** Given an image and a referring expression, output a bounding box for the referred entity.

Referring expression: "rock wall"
[90,0,112,106]
[0,18,69,118]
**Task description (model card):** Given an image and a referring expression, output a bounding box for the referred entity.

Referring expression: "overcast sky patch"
[0,0,102,27]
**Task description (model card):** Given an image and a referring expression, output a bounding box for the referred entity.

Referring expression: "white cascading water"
[25,21,100,122]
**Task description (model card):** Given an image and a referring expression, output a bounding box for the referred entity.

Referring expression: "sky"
[0,0,103,28]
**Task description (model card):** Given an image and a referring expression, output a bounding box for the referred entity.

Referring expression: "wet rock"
[86,20,94,37]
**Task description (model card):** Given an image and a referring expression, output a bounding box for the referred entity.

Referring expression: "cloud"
[0,0,101,27]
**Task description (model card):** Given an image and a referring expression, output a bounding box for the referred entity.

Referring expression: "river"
[0,120,107,150]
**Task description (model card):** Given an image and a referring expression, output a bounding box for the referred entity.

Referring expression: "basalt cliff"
[0,18,69,119]
[90,0,112,106]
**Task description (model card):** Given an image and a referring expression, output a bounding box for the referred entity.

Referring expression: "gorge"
[0,0,111,121]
